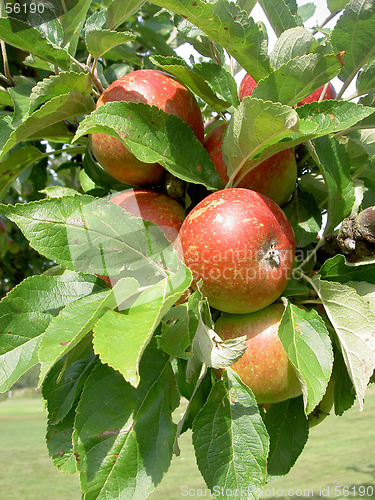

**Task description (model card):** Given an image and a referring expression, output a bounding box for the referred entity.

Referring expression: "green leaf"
[283,192,322,248]
[59,0,92,48]
[29,122,74,143]
[296,100,375,136]
[345,130,375,169]
[0,88,13,106]
[320,254,375,283]
[46,406,77,475]
[74,339,179,499]
[0,273,104,393]
[313,135,355,233]
[0,195,183,280]
[281,276,310,297]
[74,101,221,190]
[263,396,308,478]
[327,0,350,13]
[257,0,300,37]
[159,291,201,359]
[237,0,257,14]
[9,83,35,127]
[357,91,375,129]
[173,16,218,60]
[38,283,122,384]
[134,24,177,57]
[41,186,82,198]
[357,59,375,95]
[192,299,247,369]
[330,0,375,83]
[93,265,192,386]
[0,115,14,152]
[150,55,232,111]
[284,0,299,16]
[0,92,95,159]
[193,61,240,108]
[0,146,45,201]
[278,302,334,414]
[192,369,269,499]
[106,0,145,30]
[42,345,97,425]
[85,29,136,60]
[252,53,341,106]
[297,3,316,22]
[343,280,375,314]
[270,27,320,69]
[0,17,71,70]
[85,10,107,33]
[149,0,272,81]
[28,72,92,114]
[222,97,300,181]
[36,17,64,47]
[312,276,375,411]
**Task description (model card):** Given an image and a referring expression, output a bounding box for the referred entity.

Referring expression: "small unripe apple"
[179,188,295,314]
[215,303,302,404]
[204,122,297,206]
[297,83,336,106]
[90,69,204,187]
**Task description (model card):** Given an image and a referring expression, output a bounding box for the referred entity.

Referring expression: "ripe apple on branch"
[90,69,205,187]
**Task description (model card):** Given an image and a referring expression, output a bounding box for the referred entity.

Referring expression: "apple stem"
[173,362,207,456]
[0,40,13,86]
[91,59,105,94]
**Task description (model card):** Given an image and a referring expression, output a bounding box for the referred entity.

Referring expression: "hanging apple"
[179,188,295,314]
[90,69,204,187]
[204,122,297,206]
[215,303,302,404]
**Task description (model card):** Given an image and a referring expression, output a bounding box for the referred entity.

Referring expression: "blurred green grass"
[0,386,374,499]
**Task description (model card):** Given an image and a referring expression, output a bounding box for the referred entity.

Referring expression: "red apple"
[238,73,257,101]
[239,72,336,107]
[110,188,185,244]
[215,303,301,404]
[297,82,336,106]
[98,189,185,286]
[204,122,297,206]
[90,69,204,187]
[179,188,295,314]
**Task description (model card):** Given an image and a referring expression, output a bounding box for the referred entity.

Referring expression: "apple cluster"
[90,69,335,406]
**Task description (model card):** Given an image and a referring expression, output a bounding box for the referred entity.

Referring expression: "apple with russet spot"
[179,188,296,314]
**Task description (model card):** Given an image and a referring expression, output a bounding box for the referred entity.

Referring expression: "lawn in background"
[0,386,374,500]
